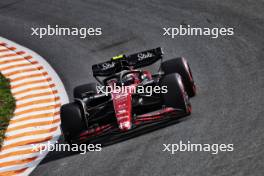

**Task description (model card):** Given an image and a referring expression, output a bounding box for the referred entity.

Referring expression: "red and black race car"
[60,47,196,144]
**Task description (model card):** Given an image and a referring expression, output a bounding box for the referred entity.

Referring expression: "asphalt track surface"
[0,0,263,175]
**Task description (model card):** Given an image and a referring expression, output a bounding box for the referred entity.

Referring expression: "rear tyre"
[160,73,191,114]
[161,57,196,97]
[74,83,97,99]
[60,102,86,143]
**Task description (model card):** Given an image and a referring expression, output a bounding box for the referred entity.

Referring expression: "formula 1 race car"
[60,47,196,144]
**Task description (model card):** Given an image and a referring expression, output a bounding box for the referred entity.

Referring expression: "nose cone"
[119,122,132,131]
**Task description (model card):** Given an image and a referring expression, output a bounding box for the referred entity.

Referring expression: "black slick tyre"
[160,73,191,114]
[60,102,86,143]
[73,83,97,99]
[161,57,196,97]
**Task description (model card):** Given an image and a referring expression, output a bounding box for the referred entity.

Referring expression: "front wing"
[69,107,189,144]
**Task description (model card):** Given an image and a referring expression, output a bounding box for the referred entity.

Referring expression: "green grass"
[0,72,16,149]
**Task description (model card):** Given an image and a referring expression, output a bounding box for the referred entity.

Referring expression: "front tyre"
[60,102,86,143]
[160,73,191,114]
[161,57,196,97]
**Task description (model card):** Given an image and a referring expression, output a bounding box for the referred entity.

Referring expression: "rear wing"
[126,47,163,69]
[92,47,163,77]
